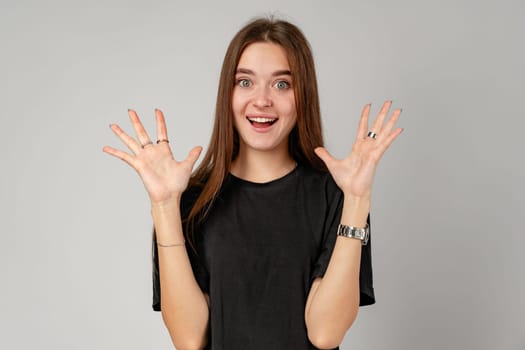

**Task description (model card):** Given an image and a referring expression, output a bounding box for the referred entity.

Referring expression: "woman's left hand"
[315,100,403,200]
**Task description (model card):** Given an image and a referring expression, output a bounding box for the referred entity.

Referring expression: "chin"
[241,139,288,154]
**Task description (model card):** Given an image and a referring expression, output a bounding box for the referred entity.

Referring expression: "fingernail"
[399,108,403,113]
[109,124,113,128]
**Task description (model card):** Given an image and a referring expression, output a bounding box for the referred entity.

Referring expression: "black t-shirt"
[152,164,375,349]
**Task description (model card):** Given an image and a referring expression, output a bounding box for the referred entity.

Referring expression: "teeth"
[247,117,276,123]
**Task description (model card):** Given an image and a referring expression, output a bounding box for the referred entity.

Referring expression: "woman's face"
[232,42,297,156]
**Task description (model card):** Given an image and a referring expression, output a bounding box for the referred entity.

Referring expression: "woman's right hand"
[102,109,202,205]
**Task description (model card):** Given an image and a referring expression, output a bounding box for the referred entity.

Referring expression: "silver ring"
[141,141,153,148]
[367,131,377,139]
[156,139,169,144]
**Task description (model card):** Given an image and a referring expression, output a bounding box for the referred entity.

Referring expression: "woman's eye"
[237,79,251,88]
[274,80,290,89]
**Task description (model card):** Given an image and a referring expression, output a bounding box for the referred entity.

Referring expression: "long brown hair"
[167,17,328,250]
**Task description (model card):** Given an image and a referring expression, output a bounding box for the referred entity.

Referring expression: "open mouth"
[246,116,278,127]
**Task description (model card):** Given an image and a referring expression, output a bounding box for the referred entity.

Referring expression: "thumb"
[314,147,335,168]
[185,146,203,168]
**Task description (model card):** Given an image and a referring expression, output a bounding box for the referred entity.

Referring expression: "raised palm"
[315,101,403,199]
[102,109,202,204]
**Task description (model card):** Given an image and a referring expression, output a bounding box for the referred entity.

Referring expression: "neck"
[230,147,297,183]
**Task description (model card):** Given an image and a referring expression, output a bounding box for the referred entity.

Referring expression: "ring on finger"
[157,139,169,144]
[141,141,153,148]
[367,131,377,139]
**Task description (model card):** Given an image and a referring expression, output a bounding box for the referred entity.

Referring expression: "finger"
[109,123,141,154]
[370,100,392,133]
[184,146,203,169]
[128,109,153,146]
[376,108,401,143]
[102,145,137,169]
[314,147,337,169]
[376,128,404,158]
[384,128,404,148]
[155,109,169,143]
[356,103,371,140]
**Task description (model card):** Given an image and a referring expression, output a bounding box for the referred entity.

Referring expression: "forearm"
[305,196,370,347]
[152,199,209,350]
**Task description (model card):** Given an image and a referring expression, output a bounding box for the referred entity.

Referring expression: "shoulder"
[180,185,204,220]
[297,164,341,198]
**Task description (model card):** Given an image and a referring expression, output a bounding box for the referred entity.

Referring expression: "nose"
[252,85,273,108]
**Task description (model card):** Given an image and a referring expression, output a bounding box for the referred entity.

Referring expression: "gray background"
[1,0,524,349]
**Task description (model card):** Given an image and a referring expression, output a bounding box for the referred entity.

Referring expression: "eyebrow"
[236,68,292,77]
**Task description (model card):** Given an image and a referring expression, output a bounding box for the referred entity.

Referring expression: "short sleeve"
[151,188,210,312]
[310,187,376,307]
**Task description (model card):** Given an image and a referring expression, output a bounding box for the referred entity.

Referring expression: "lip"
[246,114,278,120]
[246,115,278,133]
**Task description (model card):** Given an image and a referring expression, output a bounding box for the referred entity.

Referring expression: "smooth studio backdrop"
[1,0,524,349]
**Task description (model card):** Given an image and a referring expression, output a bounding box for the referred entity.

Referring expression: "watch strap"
[337,223,369,245]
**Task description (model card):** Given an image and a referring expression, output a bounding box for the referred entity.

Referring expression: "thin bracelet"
[157,239,186,247]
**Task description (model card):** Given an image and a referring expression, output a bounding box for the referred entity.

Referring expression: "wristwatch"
[337,223,369,245]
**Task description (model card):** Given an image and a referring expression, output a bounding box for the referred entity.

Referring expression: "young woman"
[103,17,402,350]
